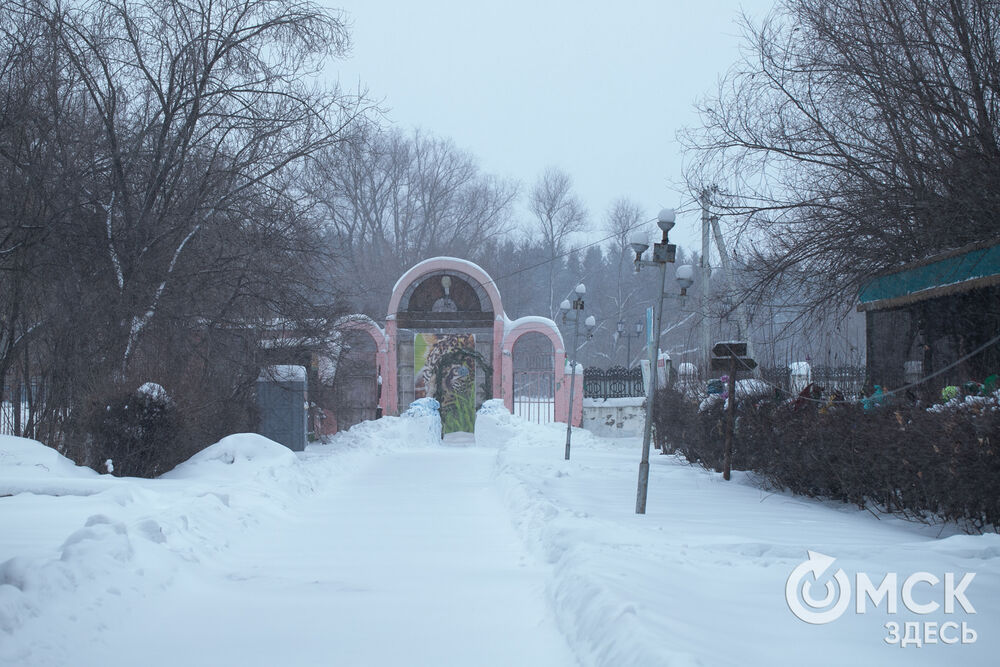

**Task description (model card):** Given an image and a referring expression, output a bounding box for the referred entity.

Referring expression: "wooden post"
[723,354,737,481]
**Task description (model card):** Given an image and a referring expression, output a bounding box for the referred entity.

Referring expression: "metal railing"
[583,366,645,399]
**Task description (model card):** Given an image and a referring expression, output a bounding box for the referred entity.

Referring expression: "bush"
[81,383,188,478]
[654,386,1000,532]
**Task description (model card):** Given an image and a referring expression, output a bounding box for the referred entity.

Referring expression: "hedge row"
[653,388,1000,533]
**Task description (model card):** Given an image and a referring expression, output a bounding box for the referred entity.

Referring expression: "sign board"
[712,342,748,357]
[646,307,654,346]
[710,356,758,372]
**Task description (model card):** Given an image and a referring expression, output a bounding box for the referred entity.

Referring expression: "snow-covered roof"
[389,256,501,299]
[259,365,307,383]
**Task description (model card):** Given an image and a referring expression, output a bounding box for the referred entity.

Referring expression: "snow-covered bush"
[82,383,187,478]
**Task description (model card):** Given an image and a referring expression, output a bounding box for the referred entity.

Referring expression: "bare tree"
[682,0,1000,315]
[311,126,518,315]
[39,0,365,375]
[529,167,588,317]
[0,0,366,463]
[602,198,648,363]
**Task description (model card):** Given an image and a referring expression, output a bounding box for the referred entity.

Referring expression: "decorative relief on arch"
[388,257,503,322]
[397,273,493,329]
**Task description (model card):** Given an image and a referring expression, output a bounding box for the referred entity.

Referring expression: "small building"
[857,238,1000,392]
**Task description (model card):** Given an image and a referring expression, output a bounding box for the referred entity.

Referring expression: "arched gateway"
[330,257,582,433]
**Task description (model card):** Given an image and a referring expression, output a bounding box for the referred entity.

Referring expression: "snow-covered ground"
[1,404,998,666]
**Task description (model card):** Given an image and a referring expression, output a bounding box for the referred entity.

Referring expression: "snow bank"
[474,399,522,448]
[161,433,298,481]
[324,397,442,452]
[0,436,111,497]
[0,436,96,480]
[493,422,1000,667]
[0,511,179,642]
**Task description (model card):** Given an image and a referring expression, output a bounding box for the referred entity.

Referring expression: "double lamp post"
[616,319,643,368]
[630,208,695,514]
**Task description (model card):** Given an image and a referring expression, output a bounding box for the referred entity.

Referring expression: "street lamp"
[632,208,696,514]
[615,319,644,368]
[616,319,625,365]
[560,284,595,461]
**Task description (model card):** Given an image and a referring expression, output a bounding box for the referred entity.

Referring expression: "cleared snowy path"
[83,445,577,667]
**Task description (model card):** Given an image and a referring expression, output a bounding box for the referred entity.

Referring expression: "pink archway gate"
[325,316,389,434]
[502,318,579,427]
[384,258,505,420]
[329,257,575,433]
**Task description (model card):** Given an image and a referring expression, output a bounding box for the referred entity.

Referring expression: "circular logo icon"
[786,551,851,624]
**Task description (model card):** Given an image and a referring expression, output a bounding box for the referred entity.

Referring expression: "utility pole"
[701,189,758,378]
[709,215,759,378]
[700,190,713,376]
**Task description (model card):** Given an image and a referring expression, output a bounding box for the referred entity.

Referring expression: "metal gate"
[512,333,555,423]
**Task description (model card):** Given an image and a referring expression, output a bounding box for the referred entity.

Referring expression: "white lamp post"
[560,284,595,461]
[631,208,696,514]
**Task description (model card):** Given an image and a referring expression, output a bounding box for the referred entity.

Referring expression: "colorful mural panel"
[414,333,476,433]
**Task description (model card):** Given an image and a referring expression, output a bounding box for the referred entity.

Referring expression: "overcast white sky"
[326,0,776,253]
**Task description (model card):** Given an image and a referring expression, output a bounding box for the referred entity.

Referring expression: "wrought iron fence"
[759,365,867,397]
[583,366,645,399]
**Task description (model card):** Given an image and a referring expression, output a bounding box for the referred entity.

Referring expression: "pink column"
[384,318,399,415]
[501,344,515,412]
[492,317,504,400]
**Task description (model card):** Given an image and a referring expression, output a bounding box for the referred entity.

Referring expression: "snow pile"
[474,399,522,448]
[161,433,299,481]
[0,432,335,655]
[136,382,169,402]
[0,508,182,645]
[0,436,109,497]
[325,397,442,453]
[0,436,97,480]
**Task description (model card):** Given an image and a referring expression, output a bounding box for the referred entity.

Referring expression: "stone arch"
[384,258,505,415]
[328,316,389,432]
[388,257,503,319]
[502,318,579,425]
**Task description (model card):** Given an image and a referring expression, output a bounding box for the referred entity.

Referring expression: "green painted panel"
[858,243,1000,305]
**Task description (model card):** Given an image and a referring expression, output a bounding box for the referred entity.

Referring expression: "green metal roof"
[858,239,1000,310]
